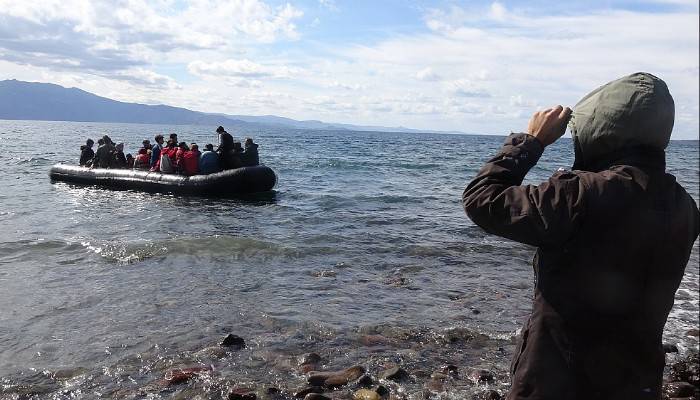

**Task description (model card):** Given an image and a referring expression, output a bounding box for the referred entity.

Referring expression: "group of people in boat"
[78,126,259,175]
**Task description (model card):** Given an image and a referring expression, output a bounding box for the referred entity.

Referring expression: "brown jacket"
[463,133,699,399]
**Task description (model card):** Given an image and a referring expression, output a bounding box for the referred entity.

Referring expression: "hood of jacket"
[569,72,674,171]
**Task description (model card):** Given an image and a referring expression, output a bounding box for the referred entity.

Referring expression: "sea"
[0,120,698,399]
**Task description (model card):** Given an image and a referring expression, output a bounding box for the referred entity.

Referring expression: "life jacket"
[182,150,200,175]
[134,153,150,169]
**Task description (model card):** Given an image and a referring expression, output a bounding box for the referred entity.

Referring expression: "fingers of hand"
[559,106,572,122]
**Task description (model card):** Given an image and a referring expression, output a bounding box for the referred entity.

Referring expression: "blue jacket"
[199,150,219,174]
[150,143,161,167]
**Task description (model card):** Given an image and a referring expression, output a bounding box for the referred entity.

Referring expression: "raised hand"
[527,105,572,147]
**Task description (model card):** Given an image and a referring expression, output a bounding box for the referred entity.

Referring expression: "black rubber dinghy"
[49,164,277,195]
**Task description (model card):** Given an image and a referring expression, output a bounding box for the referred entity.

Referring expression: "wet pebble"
[163,366,212,385]
[228,387,257,400]
[379,366,409,382]
[473,389,502,400]
[664,343,679,353]
[467,368,494,383]
[308,366,365,388]
[304,394,331,400]
[294,386,324,398]
[353,388,381,400]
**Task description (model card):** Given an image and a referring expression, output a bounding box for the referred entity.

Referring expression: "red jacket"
[182,150,200,175]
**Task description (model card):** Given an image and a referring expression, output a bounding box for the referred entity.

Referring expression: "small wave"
[78,235,339,264]
[12,156,54,165]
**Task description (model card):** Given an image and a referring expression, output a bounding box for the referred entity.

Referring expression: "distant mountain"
[0,79,461,134]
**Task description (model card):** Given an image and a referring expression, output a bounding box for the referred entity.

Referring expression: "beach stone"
[163,366,212,385]
[308,366,365,388]
[664,343,679,353]
[379,366,409,382]
[473,390,502,400]
[663,381,697,398]
[375,385,390,397]
[228,387,257,400]
[353,389,381,400]
[357,375,374,387]
[294,386,324,398]
[221,334,246,348]
[467,369,494,383]
[304,394,331,400]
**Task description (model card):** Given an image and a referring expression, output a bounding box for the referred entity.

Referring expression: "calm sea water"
[0,120,697,399]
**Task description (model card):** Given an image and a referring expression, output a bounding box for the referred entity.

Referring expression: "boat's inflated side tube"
[49,164,277,195]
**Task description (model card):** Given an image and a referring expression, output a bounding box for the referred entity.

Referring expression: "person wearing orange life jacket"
[181,143,201,176]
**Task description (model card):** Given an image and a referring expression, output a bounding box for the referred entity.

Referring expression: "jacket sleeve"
[462,133,586,247]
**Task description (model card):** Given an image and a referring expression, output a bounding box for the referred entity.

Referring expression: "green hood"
[570,72,674,169]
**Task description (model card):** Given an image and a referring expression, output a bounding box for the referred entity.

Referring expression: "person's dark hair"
[86,138,94,146]
[191,143,199,151]
[216,126,225,133]
[98,138,105,146]
[170,133,178,141]
[102,135,112,145]
[205,143,214,151]
[154,134,164,143]
[233,141,243,151]
[178,141,188,150]
[244,137,253,145]
[126,153,133,159]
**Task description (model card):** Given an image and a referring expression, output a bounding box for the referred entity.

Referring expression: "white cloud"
[188,59,299,79]
[416,67,440,81]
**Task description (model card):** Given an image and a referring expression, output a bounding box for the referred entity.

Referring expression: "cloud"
[0,0,304,78]
[446,79,491,98]
[318,0,339,12]
[188,59,300,80]
[416,67,440,81]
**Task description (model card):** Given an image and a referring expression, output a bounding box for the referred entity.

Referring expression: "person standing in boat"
[150,134,164,169]
[216,126,235,169]
[79,138,95,166]
[199,143,219,175]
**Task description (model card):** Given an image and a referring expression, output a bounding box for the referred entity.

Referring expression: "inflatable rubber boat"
[49,164,277,195]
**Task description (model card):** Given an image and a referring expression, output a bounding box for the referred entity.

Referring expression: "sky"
[0,0,698,138]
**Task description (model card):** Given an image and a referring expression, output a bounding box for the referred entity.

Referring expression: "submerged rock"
[293,385,324,398]
[228,387,257,400]
[221,334,246,348]
[163,366,213,385]
[467,368,494,383]
[379,366,409,382]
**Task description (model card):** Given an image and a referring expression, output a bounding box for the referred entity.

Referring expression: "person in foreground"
[462,72,699,399]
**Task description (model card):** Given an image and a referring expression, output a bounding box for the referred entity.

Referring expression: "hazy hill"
[0,79,458,134]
